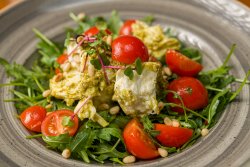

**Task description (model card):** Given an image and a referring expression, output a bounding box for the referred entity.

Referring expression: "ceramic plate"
[0,0,250,166]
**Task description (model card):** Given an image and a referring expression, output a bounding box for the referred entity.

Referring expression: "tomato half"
[41,110,78,136]
[119,20,136,36]
[57,54,68,64]
[123,118,159,159]
[84,26,111,37]
[166,77,208,113]
[155,124,193,148]
[20,106,47,132]
[112,35,149,64]
[166,50,202,76]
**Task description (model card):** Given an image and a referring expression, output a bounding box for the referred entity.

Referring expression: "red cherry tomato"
[56,54,68,64]
[112,35,149,64]
[155,124,193,148]
[166,50,203,76]
[20,106,47,132]
[41,110,79,136]
[166,77,208,113]
[123,119,159,159]
[55,68,61,74]
[119,20,136,35]
[84,26,111,37]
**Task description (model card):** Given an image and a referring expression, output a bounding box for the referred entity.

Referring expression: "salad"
[0,11,249,164]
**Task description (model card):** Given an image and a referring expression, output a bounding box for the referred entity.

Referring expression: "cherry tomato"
[119,20,136,35]
[155,124,193,148]
[55,68,61,74]
[112,35,149,64]
[56,54,68,64]
[20,106,47,132]
[166,50,202,76]
[84,26,111,37]
[123,118,159,159]
[166,77,208,113]
[41,110,79,136]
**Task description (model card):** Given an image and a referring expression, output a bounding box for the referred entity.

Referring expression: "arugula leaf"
[42,134,72,151]
[98,128,123,142]
[69,128,94,152]
[180,47,202,63]
[62,116,74,127]
[124,67,134,80]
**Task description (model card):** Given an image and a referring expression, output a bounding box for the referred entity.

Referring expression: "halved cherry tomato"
[20,106,47,132]
[166,77,208,113]
[155,124,193,148]
[112,35,149,64]
[119,20,136,35]
[166,50,202,76]
[55,68,61,74]
[56,54,68,64]
[123,118,159,159]
[84,26,112,37]
[41,110,78,136]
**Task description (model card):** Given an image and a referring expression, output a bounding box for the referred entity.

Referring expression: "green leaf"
[107,10,122,36]
[42,134,72,151]
[207,89,230,125]
[62,116,74,127]
[79,150,90,163]
[124,67,134,80]
[135,58,143,75]
[141,15,155,25]
[69,128,93,152]
[98,128,123,142]
[90,59,102,70]
[180,47,202,63]
[96,21,108,31]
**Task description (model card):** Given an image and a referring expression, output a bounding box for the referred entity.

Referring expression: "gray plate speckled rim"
[0,0,250,167]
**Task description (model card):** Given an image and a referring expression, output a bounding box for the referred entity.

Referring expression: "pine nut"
[158,148,168,158]
[88,64,95,77]
[123,155,136,164]
[42,89,51,98]
[163,67,172,76]
[201,128,209,137]
[62,148,71,159]
[172,119,180,127]
[62,62,71,72]
[164,117,172,126]
[45,104,52,109]
[106,35,112,45]
[55,73,63,82]
[99,103,110,110]
[109,106,120,115]
[158,101,164,111]
[163,75,168,80]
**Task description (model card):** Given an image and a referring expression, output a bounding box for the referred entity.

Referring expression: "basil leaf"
[62,116,74,127]
[135,58,143,75]
[90,59,102,70]
[124,67,134,80]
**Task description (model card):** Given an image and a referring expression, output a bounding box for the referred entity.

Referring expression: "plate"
[0,0,250,166]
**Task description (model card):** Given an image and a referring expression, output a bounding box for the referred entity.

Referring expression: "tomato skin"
[20,106,47,132]
[155,124,193,148]
[41,110,78,136]
[166,50,203,76]
[123,118,159,159]
[166,77,208,113]
[112,35,149,64]
[55,68,61,74]
[56,54,68,64]
[119,20,136,35]
[84,26,111,37]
